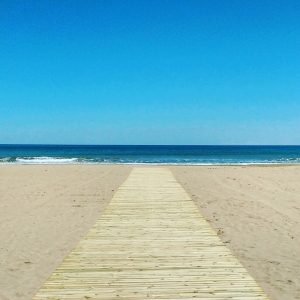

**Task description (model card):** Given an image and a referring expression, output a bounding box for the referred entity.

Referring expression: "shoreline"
[1,163,300,166]
[1,165,299,300]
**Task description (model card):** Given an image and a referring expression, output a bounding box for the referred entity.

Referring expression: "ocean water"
[0,145,300,165]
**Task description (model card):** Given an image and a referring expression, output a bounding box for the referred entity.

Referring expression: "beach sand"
[0,165,132,300]
[172,165,300,300]
[0,165,299,300]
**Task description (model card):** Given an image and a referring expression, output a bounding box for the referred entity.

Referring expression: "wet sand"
[0,165,299,300]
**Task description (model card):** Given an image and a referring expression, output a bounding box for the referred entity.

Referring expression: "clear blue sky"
[0,0,299,144]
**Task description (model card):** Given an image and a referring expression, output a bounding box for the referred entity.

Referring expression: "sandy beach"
[0,165,299,300]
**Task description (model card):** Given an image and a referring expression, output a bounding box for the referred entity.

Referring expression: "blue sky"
[0,0,299,144]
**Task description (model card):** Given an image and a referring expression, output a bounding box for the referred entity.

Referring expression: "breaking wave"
[0,156,300,165]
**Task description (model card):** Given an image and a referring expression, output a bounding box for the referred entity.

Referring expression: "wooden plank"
[32,168,269,299]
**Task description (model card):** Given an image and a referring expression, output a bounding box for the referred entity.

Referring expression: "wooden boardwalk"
[33,168,269,299]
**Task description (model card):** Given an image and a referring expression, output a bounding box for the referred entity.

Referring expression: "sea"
[0,145,300,165]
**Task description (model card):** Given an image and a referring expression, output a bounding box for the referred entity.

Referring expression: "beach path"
[32,167,269,299]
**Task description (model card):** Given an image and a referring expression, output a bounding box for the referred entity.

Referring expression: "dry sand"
[172,165,300,300]
[0,165,299,300]
[0,165,132,300]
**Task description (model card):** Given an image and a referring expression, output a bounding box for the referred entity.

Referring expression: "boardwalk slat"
[32,168,269,299]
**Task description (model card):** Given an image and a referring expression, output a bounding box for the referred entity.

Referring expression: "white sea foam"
[15,157,78,164]
[0,156,299,165]
[0,157,11,162]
